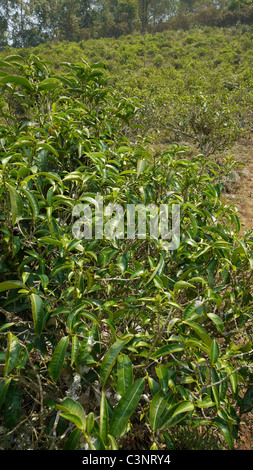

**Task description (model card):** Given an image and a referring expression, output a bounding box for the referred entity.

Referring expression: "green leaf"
[137,159,146,178]
[185,338,210,354]
[63,428,82,450]
[80,311,99,326]
[151,343,184,359]
[171,401,195,418]
[238,387,253,414]
[117,354,133,397]
[188,212,199,237]
[183,320,212,347]
[210,340,220,365]
[160,402,189,428]
[0,378,11,411]
[147,254,165,285]
[225,365,238,396]
[150,390,171,431]
[30,293,46,338]
[108,434,119,450]
[12,236,21,256]
[130,268,145,279]
[6,183,23,225]
[196,396,216,408]
[153,276,164,289]
[4,385,21,428]
[37,79,61,92]
[57,397,86,431]
[211,368,220,409]
[174,280,196,291]
[162,431,176,450]
[0,281,24,292]
[0,60,14,68]
[0,74,33,91]
[100,338,131,388]
[207,313,224,333]
[183,300,203,320]
[51,263,73,277]
[155,365,168,394]
[22,188,39,219]
[71,336,79,367]
[38,236,62,247]
[4,333,20,376]
[214,419,233,450]
[48,336,69,382]
[60,413,84,430]
[100,392,109,447]
[4,55,25,62]
[0,323,15,332]
[109,378,145,437]
[86,412,95,435]
[37,142,59,157]
[148,377,161,397]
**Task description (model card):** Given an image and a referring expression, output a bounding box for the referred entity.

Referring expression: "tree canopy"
[1,0,253,48]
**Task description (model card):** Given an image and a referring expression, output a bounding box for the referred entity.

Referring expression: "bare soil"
[224,134,253,450]
[224,133,253,234]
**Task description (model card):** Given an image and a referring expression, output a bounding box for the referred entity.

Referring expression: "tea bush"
[0,54,252,450]
[2,27,253,154]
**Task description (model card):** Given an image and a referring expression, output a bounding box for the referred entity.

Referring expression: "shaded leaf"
[151,343,184,359]
[100,392,109,447]
[109,378,145,437]
[117,354,133,397]
[210,340,220,365]
[0,74,33,91]
[4,333,20,376]
[48,337,69,382]
[150,390,171,431]
[6,183,23,225]
[63,428,82,450]
[0,281,23,292]
[0,378,11,411]
[30,293,47,338]
[4,385,21,428]
[57,397,86,431]
[100,338,131,388]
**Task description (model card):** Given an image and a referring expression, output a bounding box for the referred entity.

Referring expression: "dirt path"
[225,134,253,450]
[225,134,253,233]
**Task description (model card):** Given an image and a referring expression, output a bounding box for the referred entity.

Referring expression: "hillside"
[2,26,253,146]
[0,25,253,452]
[4,25,252,228]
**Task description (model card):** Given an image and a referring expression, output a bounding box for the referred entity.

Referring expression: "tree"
[178,0,198,14]
[137,0,151,31]
[0,0,52,47]
[93,0,139,38]
[29,0,59,42]
[55,0,80,41]
[149,0,177,27]
[114,0,140,33]
[0,14,8,51]
[78,0,96,37]
[94,0,115,36]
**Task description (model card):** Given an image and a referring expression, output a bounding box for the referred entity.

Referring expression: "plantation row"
[0,29,252,450]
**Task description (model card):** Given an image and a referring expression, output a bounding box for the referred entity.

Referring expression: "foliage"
[0,54,252,450]
[4,26,252,155]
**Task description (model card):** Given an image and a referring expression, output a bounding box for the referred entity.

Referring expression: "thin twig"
[49,410,61,450]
